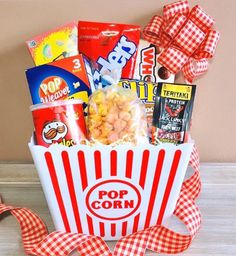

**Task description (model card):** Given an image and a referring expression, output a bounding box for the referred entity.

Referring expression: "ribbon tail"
[0,202,112,256]
[182,58,209,83]
[183,145,201,200]
[0,204,48,254]
[30,231,112,256]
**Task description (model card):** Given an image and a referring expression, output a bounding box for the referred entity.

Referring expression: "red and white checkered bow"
[143,0,220,83]
[0,146,201,256]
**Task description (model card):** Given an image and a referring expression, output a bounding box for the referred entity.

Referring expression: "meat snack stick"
[87,85,147,145]
[152,83,196,145]
[78,21,141,90]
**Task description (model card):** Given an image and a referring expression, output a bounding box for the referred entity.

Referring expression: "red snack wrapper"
[30,100,87,147]
[78,21,141,89]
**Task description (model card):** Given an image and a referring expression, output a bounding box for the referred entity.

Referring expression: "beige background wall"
[0,0,235,162]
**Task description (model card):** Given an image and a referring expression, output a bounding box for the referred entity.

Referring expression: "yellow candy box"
[26,22,78,66]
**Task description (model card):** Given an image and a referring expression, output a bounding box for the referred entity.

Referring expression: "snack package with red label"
[78,21,141,90]
[30,100,87,147]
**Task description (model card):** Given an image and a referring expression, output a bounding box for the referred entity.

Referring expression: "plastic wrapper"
[78,21,140,90]
[152,83,196,145]
[87,85,147,145]
[119,79,157,140]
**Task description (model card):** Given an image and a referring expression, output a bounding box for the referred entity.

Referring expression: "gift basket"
[0,0,220,255]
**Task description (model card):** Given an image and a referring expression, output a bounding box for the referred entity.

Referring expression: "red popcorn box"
[29,139,193,240]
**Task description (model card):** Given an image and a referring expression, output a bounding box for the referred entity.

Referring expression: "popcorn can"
[29,140,193,240]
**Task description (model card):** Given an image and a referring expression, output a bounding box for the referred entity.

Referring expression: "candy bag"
[152,83,196,145]
[78,21,141,90]
[87,85,147,145]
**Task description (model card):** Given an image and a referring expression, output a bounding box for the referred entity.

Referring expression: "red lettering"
[108,190,119,199]
[102,201,112,209]
[90,199,135,210]
[91,201,101,209]
[113,201,123,209]
[142,64,152,75]
[119,190,128,199]
[124,200,134,208]
[143,48,155,65]
[141,48,155,76]
[98,190,107,199]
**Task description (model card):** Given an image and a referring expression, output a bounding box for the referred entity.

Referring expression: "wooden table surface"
[0,163,235,256]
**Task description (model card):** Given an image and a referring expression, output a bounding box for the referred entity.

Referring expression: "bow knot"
[143,0,220,83]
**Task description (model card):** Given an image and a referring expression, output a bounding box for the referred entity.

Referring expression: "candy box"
[25,54,93,107]
[134,39,175,83]
[26,22,78,66]
[29,139,193,240]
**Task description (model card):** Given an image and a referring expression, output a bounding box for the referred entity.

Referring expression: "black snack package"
[152,83,196,145]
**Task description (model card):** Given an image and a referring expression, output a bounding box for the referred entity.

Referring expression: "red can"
[30,100,87,147]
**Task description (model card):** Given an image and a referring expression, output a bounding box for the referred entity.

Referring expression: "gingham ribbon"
[143,0,220,83]
[0,146,201,256]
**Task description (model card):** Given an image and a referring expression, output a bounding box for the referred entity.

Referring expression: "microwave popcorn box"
[26,22,78,66]
[29,139,193,240]
[25,54,94,106]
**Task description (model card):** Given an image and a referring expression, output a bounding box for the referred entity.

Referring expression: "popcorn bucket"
[29,138,193,240]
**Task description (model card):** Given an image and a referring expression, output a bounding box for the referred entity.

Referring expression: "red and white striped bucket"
[29,138,193,240]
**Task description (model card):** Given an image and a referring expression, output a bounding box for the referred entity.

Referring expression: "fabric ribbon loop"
[163,0,190,21]
[142,15,163,45]
[194,30,220,59]
[143,0,220,82]
[182,59,209,83]
[164,13,187,39]
[189,5,215,32]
